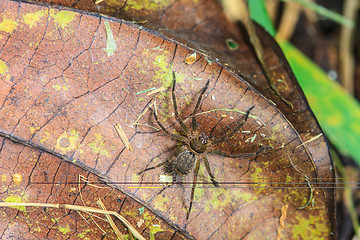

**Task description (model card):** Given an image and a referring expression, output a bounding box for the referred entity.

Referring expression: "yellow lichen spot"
[132,173,139,184]
[290,212,329,238]
[272,124,283,134]
[141,211,153,221]
[23,10,46,29]
[3,194,27,211]
[29,126,40,134]
[0,60,7,75]
[154,55,168,70]
[88,133,111,157]
[52,83,69,91]
[58,224,71,234]
[124,0,172,11]
[55,130,80,154]
[0,19,17,33]
[193,166,206,201]
[52,11,77,29]
[40,131,50,144]
[149,224,164,240]
[153,194,169,210]
[77,229,92,238]
[1,174,7,182]
[152,54,173,87]
[249,166,268,194]
[204,188,256,213]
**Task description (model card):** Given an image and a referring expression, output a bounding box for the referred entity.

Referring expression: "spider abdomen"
[173,150,196,174]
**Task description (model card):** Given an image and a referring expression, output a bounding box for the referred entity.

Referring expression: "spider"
[139,71,264,220]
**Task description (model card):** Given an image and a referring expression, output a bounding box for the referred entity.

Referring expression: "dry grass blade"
[0,202,146,240]
[97,199,124,240]
[147,87,166,96]
[115,124,132,151]
[78,175,107,234]
[296,133,323,148]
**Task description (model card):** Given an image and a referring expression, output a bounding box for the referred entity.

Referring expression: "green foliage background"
[249,0,360,164]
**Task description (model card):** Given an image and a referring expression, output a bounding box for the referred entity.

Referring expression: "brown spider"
[139,71,263,219]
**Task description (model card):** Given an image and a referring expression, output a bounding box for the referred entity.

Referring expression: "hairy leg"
[202,155,219,187]
[138,161,167,175]
[209,146,271,158]
[211,106,254,145]
[186,158,200,220]
[172,71,190,135]
[153,108,187,143]
[190,79,210,131]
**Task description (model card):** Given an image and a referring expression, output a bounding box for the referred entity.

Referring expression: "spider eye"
[199,133,209,144]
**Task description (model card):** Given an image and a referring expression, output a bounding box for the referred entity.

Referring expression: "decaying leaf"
[0,0,335,239]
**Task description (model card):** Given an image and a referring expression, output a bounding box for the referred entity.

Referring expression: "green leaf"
[249,1,360,164]
[249,0,276,36]
[279,40,360,164]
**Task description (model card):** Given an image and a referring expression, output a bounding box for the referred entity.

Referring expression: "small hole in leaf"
[226,38,239,50]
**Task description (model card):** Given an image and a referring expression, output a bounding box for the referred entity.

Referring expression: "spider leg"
[186,156,201,220]
[211,106,254,145]
[172,71,190,135]
[202,155,219,187]
[138,161,167,175]
[209,146,271,158]
[153,108,187,144]
[190,79,210,131]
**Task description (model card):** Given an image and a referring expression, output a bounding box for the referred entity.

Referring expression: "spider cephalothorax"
[189,133,209,154]
[139,71,260,219]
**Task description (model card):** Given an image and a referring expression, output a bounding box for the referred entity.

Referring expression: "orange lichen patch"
[185,52,198,64]
[276,204,288,240]
[12,173,23,185]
